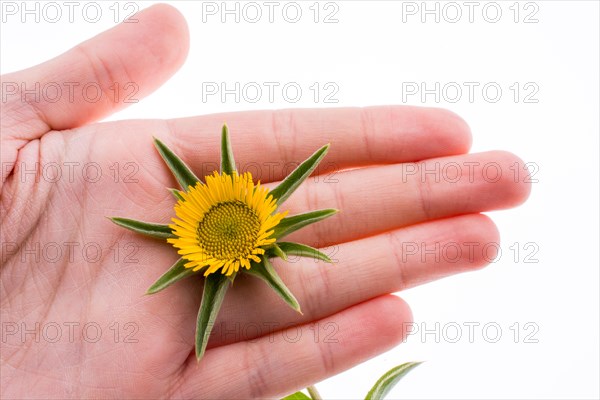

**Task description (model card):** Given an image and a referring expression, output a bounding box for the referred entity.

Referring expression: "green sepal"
[281,392,311,400]
[365,362,422,400]
[196,273,230,361]
[227,273,237,284]
[275,242,333,263]
[220,124,237,174]
[246,258,301,314]
[269,144,330,206]
[273,209,338,239]
[146,258,195,295]
[169,188,185,201]
[109,217,175,239]
[271,243,288,261]
[153,137,200,191]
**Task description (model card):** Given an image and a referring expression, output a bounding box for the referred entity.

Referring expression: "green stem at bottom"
[307,385,322,400]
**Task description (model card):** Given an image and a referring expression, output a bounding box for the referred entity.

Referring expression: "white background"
[1,1,598,399]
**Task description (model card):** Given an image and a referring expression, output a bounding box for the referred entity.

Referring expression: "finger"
[87,106,472,197]
[201,213,498,347]
[165,106,472,176]
[1,4,189,140]
[176,295,412,399]
[282,150,531,246]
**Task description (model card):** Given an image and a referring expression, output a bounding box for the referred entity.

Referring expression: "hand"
[0,4,530,399]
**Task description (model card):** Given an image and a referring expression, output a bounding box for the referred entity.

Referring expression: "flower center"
[197,200,260,260]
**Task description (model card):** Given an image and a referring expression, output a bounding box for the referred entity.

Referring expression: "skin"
[0,4,530,399]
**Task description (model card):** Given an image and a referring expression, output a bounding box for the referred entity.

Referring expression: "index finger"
[153,106,472,183]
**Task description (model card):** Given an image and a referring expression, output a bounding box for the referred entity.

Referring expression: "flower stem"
[307,385,322,400]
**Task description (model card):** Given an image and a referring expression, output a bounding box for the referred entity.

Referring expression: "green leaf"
[146,258,195,295]
[196,274,230,361]
[246,258,301,313]
[273,209,338,239]
[365,362,422,400]
[269,144,330,206]
[275,242,332,263]
[154,137,200,191]
[281,392,311,400]
[109,217,175,239]
[220,124,237,174]
[169,188,185,201]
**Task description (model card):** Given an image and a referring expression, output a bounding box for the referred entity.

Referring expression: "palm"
[0,5,530,399]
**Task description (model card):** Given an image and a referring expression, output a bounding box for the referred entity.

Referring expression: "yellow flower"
[110,125,334,362]
[167,171,287,276]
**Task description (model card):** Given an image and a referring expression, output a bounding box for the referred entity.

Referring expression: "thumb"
[1,3,189,140]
